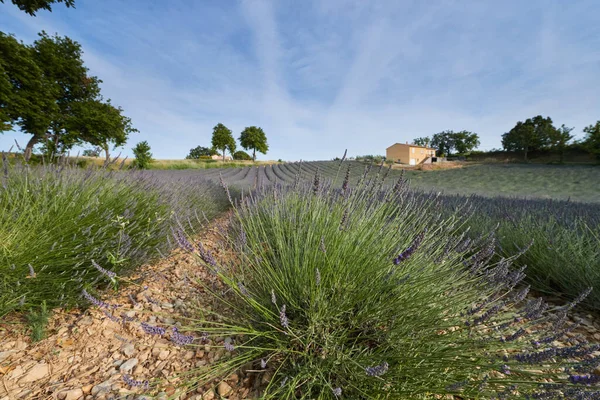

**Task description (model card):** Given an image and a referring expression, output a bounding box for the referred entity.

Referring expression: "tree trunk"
[253,148,256,162]
[103,145,110,162]
[24,135,40,162]
[222,148,226,162]
[524,145,528,162]
[559,149,564,164]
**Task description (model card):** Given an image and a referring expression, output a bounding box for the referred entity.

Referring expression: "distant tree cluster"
[0,31,136,161]
[501,115,599,163]
[0,0,74,16]
[187,123,269,162]
[413,131,480,157]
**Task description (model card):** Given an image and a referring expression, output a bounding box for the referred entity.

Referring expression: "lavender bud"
[171,327,194,346]
[365,361,389,377]
[261,359,267,369]
[332,387,342,397]
[82,289,110,309]
[315,268,321,286]
[271,289,277,305]
[280,304,289,329]
[28,264,36,278]
[92,260,116,279]
[123,374,149,389]
[140,322,166,336]
[320,236,326,253]
[224,340,234,352]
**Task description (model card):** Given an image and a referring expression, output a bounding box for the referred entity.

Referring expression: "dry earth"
[0,217,259,400]
[2,217,600,400]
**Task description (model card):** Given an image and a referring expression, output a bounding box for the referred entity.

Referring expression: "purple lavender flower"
[339,208,349,231]
[280,304,289,329]
[200,332,209,343]
[102,310,121,323]
[365,361,389,377]
[224,340,234,352]
[312,168,320,195]
[140,322,166,336]
[261,359,267,369]
[171,327,194,346]
[332,387,342,397]
[500,364,511,375]
[340,149,347,164]
[173,229,194,253]
[237,282,250,297]
[82,289,110,309]
[271,289,277,305]
[197,242,218,267]
[569,374,600,385]
[393,231,425,264]
[28,264,35,278]
[319,236,326,254]
[342,166,350,193]
[122,375,149,389]
[315,268,321,286]
[92,260,116,279]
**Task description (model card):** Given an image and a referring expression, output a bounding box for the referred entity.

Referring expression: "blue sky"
[1,0,599,161]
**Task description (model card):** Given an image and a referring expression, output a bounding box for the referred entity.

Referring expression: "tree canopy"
[0,0,74,16]
[430,130,479,156]
[583,121,600,163]
[239,126,268,161]
[412,137,431,148]
[0,31,135,160]
[186,146,217,159]
[501,115,556,161]
[211,123,236,161]
[547,124,574,163]
[132,141,153,169]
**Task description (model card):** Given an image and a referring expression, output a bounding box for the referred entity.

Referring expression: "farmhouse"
[386,143,436,165]
[210,154,232,161]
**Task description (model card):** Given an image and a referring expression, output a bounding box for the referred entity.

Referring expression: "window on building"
[412,148,415,154]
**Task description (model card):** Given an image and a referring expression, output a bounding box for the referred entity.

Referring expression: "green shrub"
[174,173,597,399]
[132,140,153,169]
[233,150,252,161]
[0,163,228,315]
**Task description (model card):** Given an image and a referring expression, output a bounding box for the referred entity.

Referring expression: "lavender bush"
[0,160,227,315]
[176,167,600,399]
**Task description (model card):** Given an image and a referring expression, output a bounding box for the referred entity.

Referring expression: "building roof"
[386,143,436,150]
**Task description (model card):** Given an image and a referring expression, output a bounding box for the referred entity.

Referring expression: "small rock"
[82,385,93,395]
[158,350,170,360]
[19,362,49,383]
[202,390,215,400]
[65,388,84,400]
[151,304,162,313]
[121,343,135,357]
[0,350,17,363]
[112,359,124,367]
[119,358,138,373]
[91,380,113,396]
[78,316,94,326]
[217,381,233,397]
[124,310,136,318]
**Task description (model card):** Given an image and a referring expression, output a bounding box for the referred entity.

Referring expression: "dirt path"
[0,216,254,400]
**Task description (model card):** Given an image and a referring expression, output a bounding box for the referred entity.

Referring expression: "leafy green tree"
[186,146,217,159]
[0,31,134,161]
[239,126,268,161]
[431,131,455,156]
[0,0,74,16]
[452,131,480,155]
[582,121,600,164]
[233,150,252,160]
[211,123,236,161]
[131,141,153,169]
[82,147,101,157]
[501,116,555,161]
[412,137,431,148]
[548,124,574,164]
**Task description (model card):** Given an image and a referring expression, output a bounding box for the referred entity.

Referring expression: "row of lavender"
[164,168,600,399]
[0,159,228,320]
[163,161,600,311]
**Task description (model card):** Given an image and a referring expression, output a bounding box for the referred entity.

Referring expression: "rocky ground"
[2,217,600,400]
[0,218,259,400]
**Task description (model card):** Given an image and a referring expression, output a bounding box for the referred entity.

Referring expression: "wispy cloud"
[1,0,599,160]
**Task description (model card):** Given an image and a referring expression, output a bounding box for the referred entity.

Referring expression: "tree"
[548,124,574,164]
[65,98,136,160]
[0,31,134,161]
[452,131,480,155]
[431,131,455,156]
[239,126,268,161]
[186,146,217,159]
[131,141,153,169]
[412,137,431,148]
[233,150,252,160]
[0,0,75,16]
[211,123,236,161]
[501,116,555,161]
[582,121,600,164]
[82,147,101,157]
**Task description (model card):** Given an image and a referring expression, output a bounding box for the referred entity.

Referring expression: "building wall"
[386,144,435,165]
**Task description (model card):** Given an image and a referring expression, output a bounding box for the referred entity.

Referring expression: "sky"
[1,0,599,161]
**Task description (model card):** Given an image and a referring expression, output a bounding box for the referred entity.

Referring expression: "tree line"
[1,0,136,162]
[186,123,269,162]
[412,116,600,163]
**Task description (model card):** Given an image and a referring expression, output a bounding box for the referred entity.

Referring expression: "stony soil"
[0,218,258,400]
[2,217,600,400]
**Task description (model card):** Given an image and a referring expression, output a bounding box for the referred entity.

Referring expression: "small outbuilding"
[386,143,436,165]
